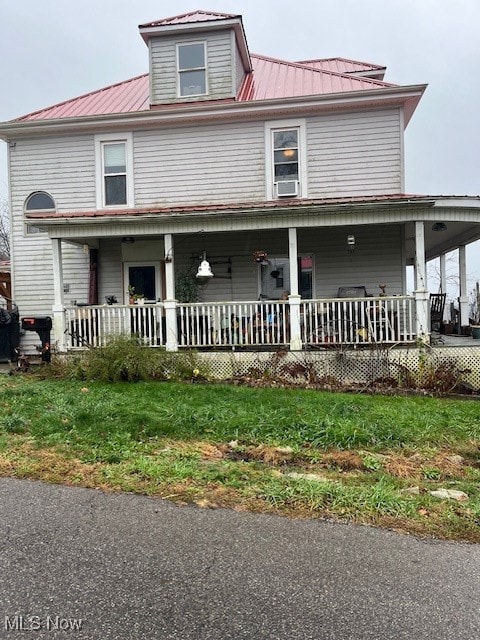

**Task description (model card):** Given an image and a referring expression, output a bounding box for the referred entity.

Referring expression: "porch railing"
[65,303,166,348]
[300,296,415,346]
[64,296,415,350]
[177,300,289,348]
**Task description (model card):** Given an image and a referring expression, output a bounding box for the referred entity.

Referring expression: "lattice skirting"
[197,345,480,391]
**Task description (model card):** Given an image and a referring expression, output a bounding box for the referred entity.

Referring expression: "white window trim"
[95,132,134,209]
[176,41,208,98]
[24,222,47,236]
[123,261,162,304]
[24,191,56,235]
[264,119,307,201]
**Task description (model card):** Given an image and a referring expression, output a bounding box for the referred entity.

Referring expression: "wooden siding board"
[9,135,95,212]
[298,225,403,297]
[98,239,125,303]
[307,108,402,197]
[133,121,265,205]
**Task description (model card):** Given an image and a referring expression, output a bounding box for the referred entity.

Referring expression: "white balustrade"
[64,296,415,350]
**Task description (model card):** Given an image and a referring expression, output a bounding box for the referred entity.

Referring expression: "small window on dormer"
[25,191,56,211]
[177,42,207,97]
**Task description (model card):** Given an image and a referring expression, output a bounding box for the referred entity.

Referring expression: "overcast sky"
[0,0,478,280]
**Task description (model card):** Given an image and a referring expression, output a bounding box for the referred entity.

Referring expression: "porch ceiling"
[406,220,480,263]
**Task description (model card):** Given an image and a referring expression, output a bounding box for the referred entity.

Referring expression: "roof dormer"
[139,10,252,106]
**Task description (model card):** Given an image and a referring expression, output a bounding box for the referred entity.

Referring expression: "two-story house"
[1,9,480,372]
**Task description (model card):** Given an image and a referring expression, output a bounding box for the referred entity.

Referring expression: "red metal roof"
[14,55,396,123]
[237,54,394,102]
[139,10,239,28]
[297,57,385,74]
[14,75,150,122]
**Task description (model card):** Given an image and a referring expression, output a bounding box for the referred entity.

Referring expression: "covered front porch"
[29,194,480,354]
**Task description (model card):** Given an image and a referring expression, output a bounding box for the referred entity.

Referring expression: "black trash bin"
[0,305,20,363]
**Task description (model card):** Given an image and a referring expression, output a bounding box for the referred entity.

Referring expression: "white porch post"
[439,253,447,293]
[163,234,178,351]
[288,227,302,350]
[51,238,66,351]
[439,253,447,322]
[413,222,429,342]
[458,244,469,333]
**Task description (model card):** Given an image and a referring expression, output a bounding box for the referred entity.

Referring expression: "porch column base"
[52,304,67,352]
[163,299,178,352]
[414,290,429,343]
[288,295,302,351]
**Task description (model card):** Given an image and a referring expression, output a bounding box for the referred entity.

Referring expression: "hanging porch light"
[196,252,214,279]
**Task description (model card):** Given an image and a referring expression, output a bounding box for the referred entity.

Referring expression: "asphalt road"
[0,478,479,640]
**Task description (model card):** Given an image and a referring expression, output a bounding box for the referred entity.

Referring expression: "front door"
[124,262,161,303]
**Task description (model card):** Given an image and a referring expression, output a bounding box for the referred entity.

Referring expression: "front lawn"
[0,377,479,541]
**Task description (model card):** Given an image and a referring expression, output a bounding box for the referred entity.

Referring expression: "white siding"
[9,135,95,211]
[98,239,124,303]
[133,121,265,206]
[235,43,246,93]
[133,109,401,207]
[9,135,94,321]
[307,108,402,196]
[9,135,93,319]
[150,30,234,104]
[298,224,403,297]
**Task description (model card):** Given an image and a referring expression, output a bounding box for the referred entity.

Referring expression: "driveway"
[0,478,479,639]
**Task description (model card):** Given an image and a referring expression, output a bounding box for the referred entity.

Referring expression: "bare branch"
[0,194,10,260]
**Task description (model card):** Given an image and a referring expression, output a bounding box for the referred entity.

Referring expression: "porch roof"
[25,193,480,225]
[27,195,480,260]
[26,193,435,222]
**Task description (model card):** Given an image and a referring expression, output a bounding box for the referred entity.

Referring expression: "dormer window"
[177,42,207,97]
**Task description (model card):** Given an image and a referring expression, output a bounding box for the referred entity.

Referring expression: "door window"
[124,263,161,302]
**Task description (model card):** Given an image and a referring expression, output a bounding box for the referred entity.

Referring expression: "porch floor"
[433,334,480,347]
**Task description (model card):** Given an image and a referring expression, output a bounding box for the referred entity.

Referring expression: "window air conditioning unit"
[275,180,298,197]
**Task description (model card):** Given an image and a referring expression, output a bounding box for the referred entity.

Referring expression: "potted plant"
[470,281,480,339]
[127,285,143,305]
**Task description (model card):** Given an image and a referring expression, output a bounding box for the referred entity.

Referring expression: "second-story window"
[95,133,133,209]
[265,119,307,200]
[103,142,127,206]
[273,129,299,186]
[177,42,207,97]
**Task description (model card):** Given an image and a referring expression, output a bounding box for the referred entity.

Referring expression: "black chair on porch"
[336,286,369,342]
[430,293,446,344]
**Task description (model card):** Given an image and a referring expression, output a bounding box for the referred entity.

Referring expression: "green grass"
[0,376,479,541]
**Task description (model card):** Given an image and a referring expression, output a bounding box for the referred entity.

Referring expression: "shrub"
[42,336,209,383]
